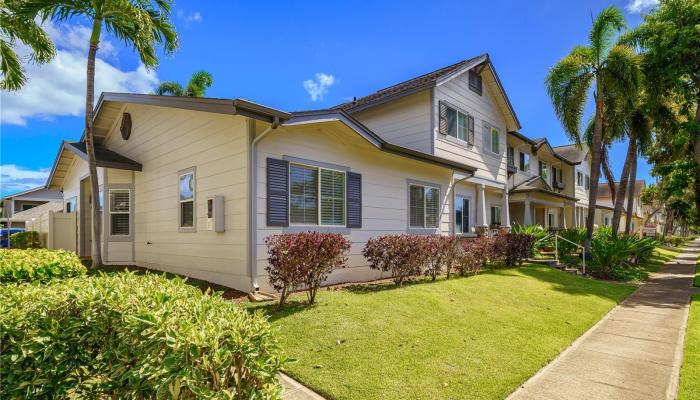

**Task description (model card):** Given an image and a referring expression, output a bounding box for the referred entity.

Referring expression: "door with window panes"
[455,196,470,234]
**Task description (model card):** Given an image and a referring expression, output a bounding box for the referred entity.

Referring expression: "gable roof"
[1,186,53,201]
[507,132,575,165]
[552,144,588,164]
[597,180,645,199]
[511,175,578,201]
[335,54,521,131]
[10,201,63,222]
[285,110,477,175]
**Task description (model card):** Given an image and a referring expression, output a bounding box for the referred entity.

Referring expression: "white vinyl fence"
[25,211,77,252]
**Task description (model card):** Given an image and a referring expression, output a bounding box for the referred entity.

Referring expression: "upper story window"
[519,152,530,173]
[439,102,474,145]
[539,160,548,180]
[468,70,482,95]
[585,175,590,190]
[65,197,77,213]
[290,163,346,226]
[577,171,584,187]
[507,146,515,166]
[409,183,440,229]
[483,125,499,155]
[179,167,196,231]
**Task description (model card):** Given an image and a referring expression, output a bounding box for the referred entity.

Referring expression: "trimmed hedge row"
[9,230,41,249]
[0,273,287,399]
[0,249,86,283]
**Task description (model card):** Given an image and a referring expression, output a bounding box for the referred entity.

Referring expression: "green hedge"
[0,249,86,283]
[9,230,41,249]
[0,273,287,399]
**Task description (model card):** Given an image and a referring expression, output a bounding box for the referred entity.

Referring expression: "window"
[551,166,558,183]
[577,171,584,187]
[507,146,515,166]
[179,168,195,230]
[290,164,345,226]
[444,103,473,143]
[21,204,36,211]
[539,160,548,180]
[468,69,482,95]
[455,196,470,234]
[65,197,77,213]
[98,190,103,211]
[409,184,440,228]
[604,216,610,226]
[585,175,590,190]
[490,205,502,226]
[109,189,130,236]
[487,127,500,154]
[519,152,530,173]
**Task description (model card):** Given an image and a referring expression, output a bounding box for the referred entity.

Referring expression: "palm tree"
[21,0,178,267]
[0,0,55,90]
[155,70,213,97]
[546,6,639,250]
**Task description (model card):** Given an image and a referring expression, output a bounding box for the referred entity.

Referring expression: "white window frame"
[444,104,470,143]
[455,195,471,234]
[178,167,196,232]
[577,171,584,187]
[519,151,530,174]
[488,126,500,155]
[109,188,131,237]
[540,160,548,181]
[408,183,440,229]
[289,163,346,227]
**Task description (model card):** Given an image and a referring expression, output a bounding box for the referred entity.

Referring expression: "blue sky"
[0,0,659,197]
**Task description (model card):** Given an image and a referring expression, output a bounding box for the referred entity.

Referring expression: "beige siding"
[101,104,250,290]
[257,123,455,290]
[434,71,508,185]
[60,157,104,256]
[352,90,432,153]
[574,156,591,207]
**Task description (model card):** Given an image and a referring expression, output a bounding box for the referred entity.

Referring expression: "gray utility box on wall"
[206,196,225,232]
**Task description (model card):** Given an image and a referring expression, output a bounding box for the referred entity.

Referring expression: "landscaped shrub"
[455,237,492,275]
[9,230,40,249]
[265,231,351,306]
[664,235,686,247]
[511,224,550,255]
[589,234,637,279]
[0,273,287,399]
[498,233,536,267]
[363,234,430,286]
[0,249,86,283]
[556,227,586,258]
[424,235,461,280]
[629,237,658,266]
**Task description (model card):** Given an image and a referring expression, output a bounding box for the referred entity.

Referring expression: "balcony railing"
[553,181,565,190]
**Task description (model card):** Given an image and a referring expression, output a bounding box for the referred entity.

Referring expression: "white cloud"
[1,21,159,126]
[303,73,335,101]
[627,0,659,13]
[177,10,203,26]
[0,165,50,195]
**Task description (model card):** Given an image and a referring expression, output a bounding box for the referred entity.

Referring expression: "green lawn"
[247,265,635,399]
[679,294,700,400]
[695,262,699,288]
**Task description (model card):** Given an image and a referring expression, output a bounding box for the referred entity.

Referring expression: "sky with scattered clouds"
[1,0,659,197]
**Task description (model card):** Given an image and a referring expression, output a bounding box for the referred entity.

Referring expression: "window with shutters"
[289,163,345,226]
[409,183,440,229]
[539,160,548,180]
[109,189,130,236]
[468,69,482,95]
[179,168,196,231]
[577,171,584,187]
[440,102,473,145]
[488,127,499,154]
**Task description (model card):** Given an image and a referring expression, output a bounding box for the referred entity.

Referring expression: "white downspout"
[248,118,279,292]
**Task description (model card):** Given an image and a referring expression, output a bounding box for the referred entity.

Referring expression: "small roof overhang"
[46,141,142,189]
[285,110,477,176]
[510,176,578,201]
[507,132,575,165]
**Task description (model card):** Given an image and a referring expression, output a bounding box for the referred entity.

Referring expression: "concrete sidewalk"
[509,239,700,400]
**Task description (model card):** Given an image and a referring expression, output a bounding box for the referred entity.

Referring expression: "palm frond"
[154,81,183,96]
[185,70,213,97]
[589,6,626,64]
[0,40,25,90]
[602,44,640,100]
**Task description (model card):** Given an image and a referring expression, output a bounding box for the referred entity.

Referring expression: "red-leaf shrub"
[498,233,535,267]
[455,237,492,275]
[362,235,431,286]
[265,232,351,306]
[424,235,461,280]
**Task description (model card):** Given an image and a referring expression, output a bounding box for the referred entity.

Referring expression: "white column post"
[562,205,567,229]
[502,187,511,229]
[478,183,488,228]
[524,195,533,226]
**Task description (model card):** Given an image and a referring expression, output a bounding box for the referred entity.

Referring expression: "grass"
[247,264,635,400]
[679,294,700,400]
[639,245,684,274]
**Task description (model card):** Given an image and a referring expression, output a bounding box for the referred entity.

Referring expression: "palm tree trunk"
[585,78,604,250]
[612,136,635,235]
[601,147,617,204]
[86,19,103,267]
[624,149,638,235]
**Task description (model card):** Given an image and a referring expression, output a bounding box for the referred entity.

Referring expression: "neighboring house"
[41,54,593,293]
[0,186,63,228]
[594,180,647,234]
[505,133,590,229]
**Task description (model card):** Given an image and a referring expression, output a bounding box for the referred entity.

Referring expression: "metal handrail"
[536,233,586,275]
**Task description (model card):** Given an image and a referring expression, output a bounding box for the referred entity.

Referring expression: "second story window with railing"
[507,146,515,166]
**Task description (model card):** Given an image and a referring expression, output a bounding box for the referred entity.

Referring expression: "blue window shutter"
[346,172,362,228]
[266,158,289,227]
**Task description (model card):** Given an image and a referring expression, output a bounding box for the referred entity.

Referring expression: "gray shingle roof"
[65,142,142,171]
[552,144,588,164]
[597,180,645,198]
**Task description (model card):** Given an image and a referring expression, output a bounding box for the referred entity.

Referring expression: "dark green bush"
[556,228,586,258]
[0,249,86,283]
[0,273,287,399]
[9,230,40,249]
